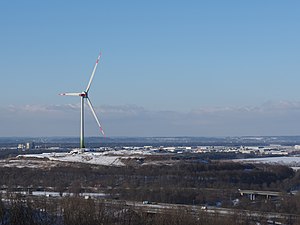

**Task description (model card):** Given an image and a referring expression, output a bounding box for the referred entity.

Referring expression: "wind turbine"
[59,52,105,148]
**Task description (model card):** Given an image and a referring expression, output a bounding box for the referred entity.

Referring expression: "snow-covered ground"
[8,148,160,167]
[4,149,300,170]
[0,148,161,168]
[1,190,107,198]
[104,149,155,155]
[16,151,126,166]
[0,158,63,168]
[234,156,300,170]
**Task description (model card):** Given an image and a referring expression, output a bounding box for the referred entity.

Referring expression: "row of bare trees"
[2,195,299,225]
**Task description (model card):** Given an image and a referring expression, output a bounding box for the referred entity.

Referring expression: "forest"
[0,155,300,224]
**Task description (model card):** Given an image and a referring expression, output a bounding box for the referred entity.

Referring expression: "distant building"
[18,142,35,151]
[17,144,25,150]
[295,145,300,150]
[26,142,35,150]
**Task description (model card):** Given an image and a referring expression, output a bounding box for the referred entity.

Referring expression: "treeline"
[1,196,299,225]
[0,160,299,213]
[0,161,295,191]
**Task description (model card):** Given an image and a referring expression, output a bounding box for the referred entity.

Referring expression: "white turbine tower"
[59,52,105,148]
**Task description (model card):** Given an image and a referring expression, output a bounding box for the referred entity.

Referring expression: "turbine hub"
[80,91,88,98]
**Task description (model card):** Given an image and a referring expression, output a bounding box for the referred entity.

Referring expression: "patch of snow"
[234,156,300,169]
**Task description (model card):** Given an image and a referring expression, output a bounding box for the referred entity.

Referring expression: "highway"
[101,199,299,224]
[1,189,299,224]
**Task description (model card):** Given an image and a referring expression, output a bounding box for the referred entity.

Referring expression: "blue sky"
[0,1,300,137]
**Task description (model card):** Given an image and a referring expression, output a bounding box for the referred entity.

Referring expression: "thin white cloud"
[190,100,300,115]
[1,101,300,136]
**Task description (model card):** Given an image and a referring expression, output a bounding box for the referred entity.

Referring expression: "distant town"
[2,136,300,157]
[10,141,300,156]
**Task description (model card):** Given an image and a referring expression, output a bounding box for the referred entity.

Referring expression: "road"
[2,189,299,224]
[102,199,299,224]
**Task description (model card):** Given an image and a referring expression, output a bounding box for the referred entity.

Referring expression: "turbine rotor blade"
[59,92,82,96]
[86,97,105,137]
[86,52,101,92]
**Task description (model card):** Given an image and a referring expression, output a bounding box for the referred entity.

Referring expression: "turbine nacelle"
[59,91,88,98]
[79,92,88,98]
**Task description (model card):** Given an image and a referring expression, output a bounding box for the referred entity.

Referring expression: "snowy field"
[234,156,300,170]
[2,149,300,170]
[0,148,161,168]
[16,151,126,166]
